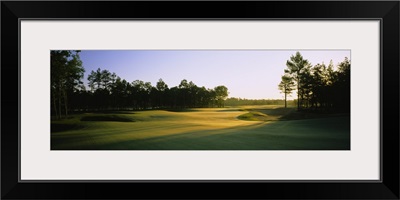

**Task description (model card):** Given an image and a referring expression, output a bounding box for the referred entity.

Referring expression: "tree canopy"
[51,50,85,119]
[51,64,231,114]
[280,51,350,112]
[278,74,295,108]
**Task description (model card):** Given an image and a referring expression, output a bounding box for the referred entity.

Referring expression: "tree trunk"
[52,89,59,119]
[284,87,287,108]
[58,84,62,119]
[64,89,68,117]
[297,75,300,110]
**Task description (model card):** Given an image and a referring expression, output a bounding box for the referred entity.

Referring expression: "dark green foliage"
[56,65,231,113]
[278,74,295,108]
[284,52,310,110]
[51,50,85,119]
[224,97,288,106]
[281,52,350,113]
[214,85,229,107]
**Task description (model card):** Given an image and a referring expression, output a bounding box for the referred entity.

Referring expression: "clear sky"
[79,50,350,100]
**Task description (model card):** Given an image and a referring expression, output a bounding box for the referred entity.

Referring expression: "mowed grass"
[51,105,350,150]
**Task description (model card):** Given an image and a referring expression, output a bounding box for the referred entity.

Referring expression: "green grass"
[237,111,268,121]
[237,106,296,121]
[80,115,134,122]
[51,105,350,150]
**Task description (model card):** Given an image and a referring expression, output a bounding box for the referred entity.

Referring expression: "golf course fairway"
[51,106,350,150]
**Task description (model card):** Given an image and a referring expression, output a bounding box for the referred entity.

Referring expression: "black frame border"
[2,1,399,199]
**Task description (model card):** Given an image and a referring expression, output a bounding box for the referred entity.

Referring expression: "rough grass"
[51,105,350,150]
[237,111,269,121]
[237,107,295,121]
[80,115,134,122]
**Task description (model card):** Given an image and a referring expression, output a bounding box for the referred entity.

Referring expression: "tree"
[187,81,199,107]
[156,78,168,91]
[51,50,84,119]
[179,79,190,108]
[87,68,103,91]
[214,85,229,107]
[131,80,146,109]
[299,64,313,108]
[335,57,351,112]
[111,77,130,109]
[310,63,330,109]
[285,52,310,110]
[197,86,210,107]
[280,54,350,113]
[155,79,169,108]
[143,82,153,108]
[88,68,115,91]
[278,74,295,108]
[87,68,118,109]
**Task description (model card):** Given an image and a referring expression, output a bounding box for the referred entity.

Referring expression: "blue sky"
[79,50,350,99]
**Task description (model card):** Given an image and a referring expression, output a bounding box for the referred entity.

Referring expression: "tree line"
[51,50,349,119]
[279,52,350,112]
[224,97,290,106]
[51,50,229,119]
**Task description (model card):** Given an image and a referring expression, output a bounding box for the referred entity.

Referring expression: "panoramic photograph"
[51,50,350,150]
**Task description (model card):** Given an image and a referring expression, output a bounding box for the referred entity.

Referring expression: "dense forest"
[279,52,350,112]
[51,50,228,119]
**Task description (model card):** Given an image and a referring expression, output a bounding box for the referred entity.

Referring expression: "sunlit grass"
[51,105,350,150]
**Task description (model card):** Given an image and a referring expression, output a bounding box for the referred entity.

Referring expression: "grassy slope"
[51,106,350,150]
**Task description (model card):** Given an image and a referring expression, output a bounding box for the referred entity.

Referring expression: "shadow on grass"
[51,116,350,150]
[80,115,135,122]
[237,107,350,122]
[51,123,86,133]
[88,111,137,115]
[216,109,246,112]
[99,111,136,115]
[163,108,201,112]
[279,110,350,121]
